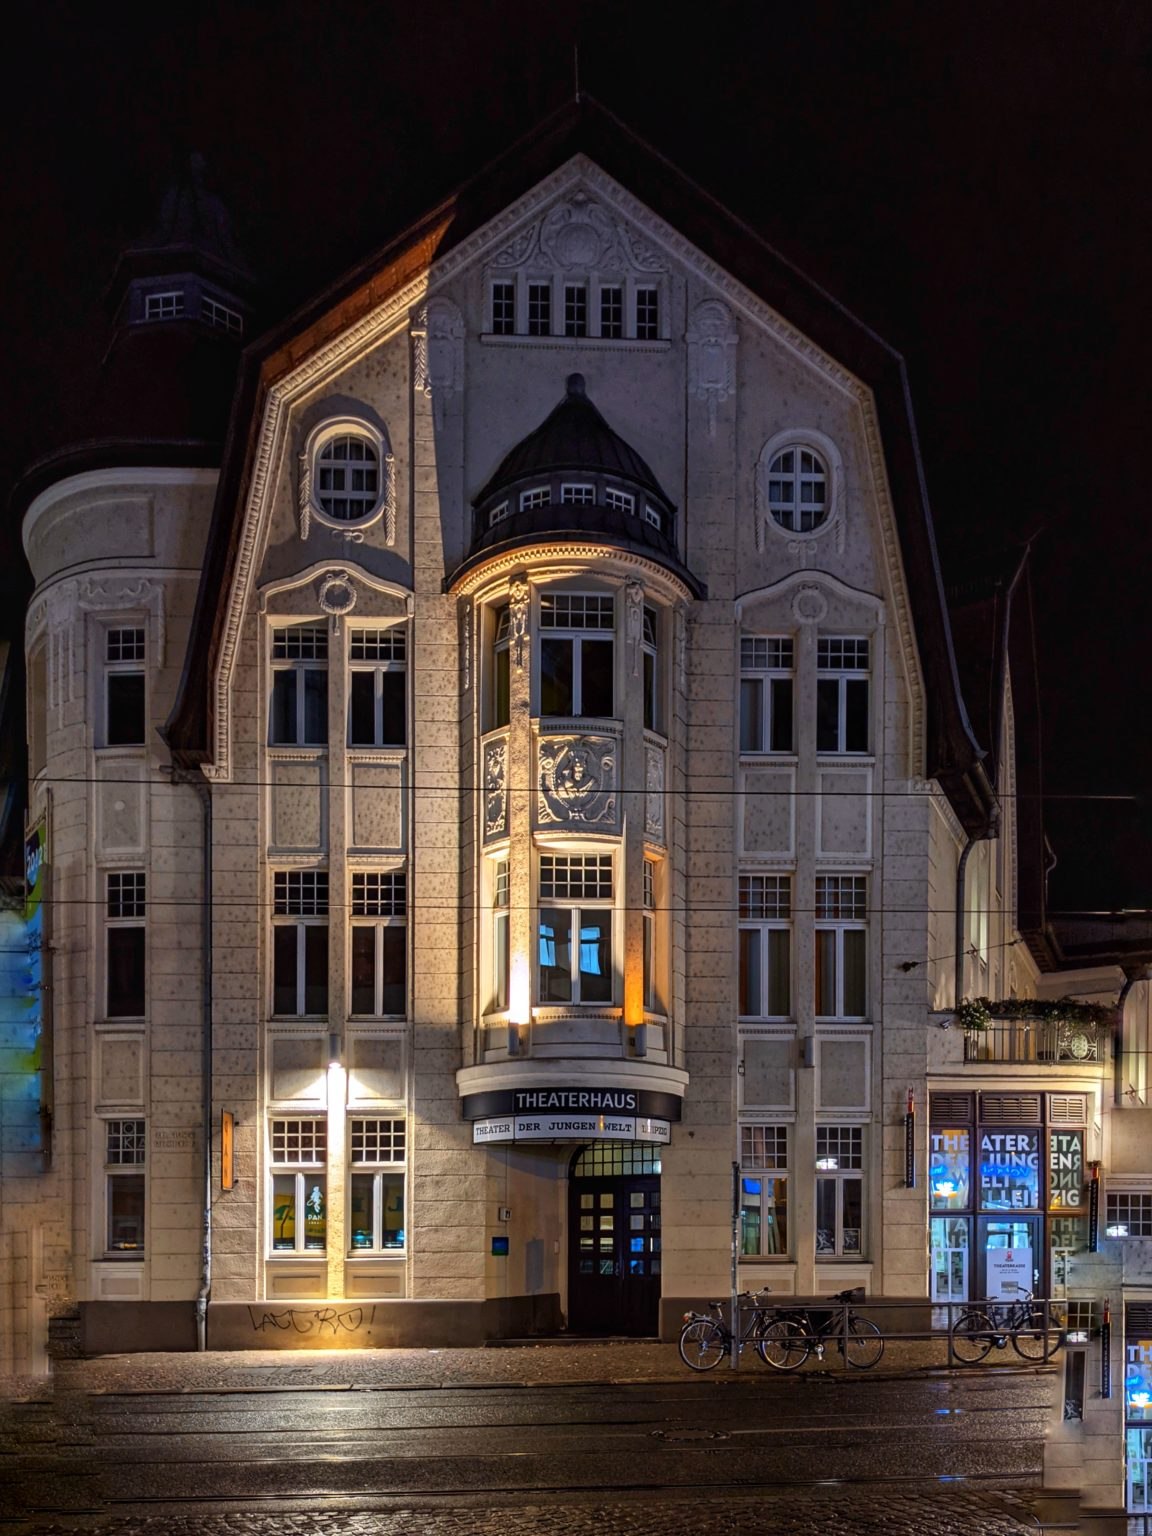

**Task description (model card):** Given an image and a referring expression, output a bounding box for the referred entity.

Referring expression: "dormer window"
[561,484,595,505]
[564,284,588,337]
[520,487,551,512]
[635,287,660,340]
[643,504,662,530]
[202,295,243,334]
[491,281,515,335]
[489,501,510,527]
[527,282,552,336]
[599,286,623,338]
[605,487,634,515]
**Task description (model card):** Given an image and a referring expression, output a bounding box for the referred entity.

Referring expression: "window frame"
[536,852,616,1006]
[269,624,329,748]
[816,636,870,755]
[271,870,330,1018]
[348,1116,407,1255]
[814,875,868,1021]
[740,1124,790,1258]
[347,626,407,749]
[490,279,516,335]
[268,1117,328,1255]
[349,870,407,1018]
[104,625,147,748]
[738,874,792,1020]
[537,590,616,719]
[106,870,146,1019]
[304,420,391,534]
[739,636,795,755]
[815,1124,865,1259]
[766,445,830,533]
[490,857,510,1013]
[103,1117,146,1256]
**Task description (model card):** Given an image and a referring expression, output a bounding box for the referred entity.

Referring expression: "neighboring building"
[3,107,1132,1492]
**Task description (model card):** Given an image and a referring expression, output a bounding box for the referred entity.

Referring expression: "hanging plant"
[955,995,1115,1033]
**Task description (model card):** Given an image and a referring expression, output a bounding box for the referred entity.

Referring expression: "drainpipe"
[954,832,978,1017]
[175,769,213,1351]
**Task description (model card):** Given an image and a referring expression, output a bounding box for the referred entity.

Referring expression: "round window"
[315,434,380,522]
[767,447,829,533]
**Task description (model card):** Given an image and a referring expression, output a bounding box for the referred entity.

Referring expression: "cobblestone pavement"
[2,1492,1042,1535]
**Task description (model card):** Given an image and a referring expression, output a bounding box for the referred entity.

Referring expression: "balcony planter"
[957,997,1115,1065]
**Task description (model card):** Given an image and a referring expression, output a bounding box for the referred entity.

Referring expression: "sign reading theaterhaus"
[464,1086,679,1145]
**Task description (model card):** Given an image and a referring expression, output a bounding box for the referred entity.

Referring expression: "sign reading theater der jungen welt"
[463,1086,680,1146]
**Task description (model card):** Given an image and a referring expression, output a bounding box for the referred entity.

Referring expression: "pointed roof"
[163,96,994,831]
[475,373,670,506]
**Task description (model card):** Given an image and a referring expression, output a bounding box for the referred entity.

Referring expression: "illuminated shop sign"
[473,1115,671,1145]
[930,1128,970,1210]
[1049,1130,1085,1212]
[979,1130,1040,1210]
[461,1086,682,1122]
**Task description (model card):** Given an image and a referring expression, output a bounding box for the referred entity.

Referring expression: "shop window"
[740,1125,789,1256]
[349,871,406,1017]
[815,1125,863,1258]
[816,637,869,753]
[740,637,794,753]
[537,853,613,1004]
[738,874,791,1018]
[272,870,329,1016]
[348,627,406,747]
[929,1127,971,1210]
[977,1128,1040,1211]
[106,871,145,1018]
[269,1117,327,1253]
[104,1118,146,1254]
[539,592,615,717]
[349,1117,406,1253]
[105,626,146,747]
[270,624,328,746]
[815,875,867,1019]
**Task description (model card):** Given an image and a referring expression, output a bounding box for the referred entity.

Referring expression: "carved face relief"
[538,736,617,827]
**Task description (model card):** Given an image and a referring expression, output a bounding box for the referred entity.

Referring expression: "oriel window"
[539,592,615,718]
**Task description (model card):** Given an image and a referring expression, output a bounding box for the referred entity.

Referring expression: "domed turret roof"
[475,374,670,506]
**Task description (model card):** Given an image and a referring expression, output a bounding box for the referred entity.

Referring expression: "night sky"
[3,1,1148,914]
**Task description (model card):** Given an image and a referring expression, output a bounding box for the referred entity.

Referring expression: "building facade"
[10,107,1070,1364]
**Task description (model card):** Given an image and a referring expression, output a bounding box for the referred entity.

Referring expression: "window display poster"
[987,1246,1032,1300]
[979,1130,1040,1210]
[1049,1130,1084,1212]
[930,1128,970,1210]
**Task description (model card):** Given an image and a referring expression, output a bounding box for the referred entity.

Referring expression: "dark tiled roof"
[475,374,670,505]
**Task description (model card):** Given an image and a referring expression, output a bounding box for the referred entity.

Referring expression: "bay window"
[815,1124,864,1257]
[815,875,867,1019]
[539,593,614,718]
[739,873,791,1018]
[537,853,614,1004]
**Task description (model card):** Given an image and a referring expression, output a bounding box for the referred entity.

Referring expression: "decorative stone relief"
[489,191,667,274]
[686,299,738,436]
[538,736,617,827]
[509,579,529,668]
[644,743,666,844]
[626,581,644,677]
[77,575,166,666]
[297,452,311,541]
[484,738,508,839]
[791,584,828,625]
[298,437,396,546]
[317,570,358,631]
[412,297,465,428]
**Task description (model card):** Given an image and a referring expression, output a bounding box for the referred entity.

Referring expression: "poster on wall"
[987,1246,1032,1300]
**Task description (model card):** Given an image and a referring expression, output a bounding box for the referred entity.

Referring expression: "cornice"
[447,542,698,604]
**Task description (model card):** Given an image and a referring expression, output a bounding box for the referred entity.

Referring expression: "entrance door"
[568,1142,662,1335]
[978,1216,1041,1299]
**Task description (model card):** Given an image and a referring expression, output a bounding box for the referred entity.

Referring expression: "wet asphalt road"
[0,1365,1055,1534]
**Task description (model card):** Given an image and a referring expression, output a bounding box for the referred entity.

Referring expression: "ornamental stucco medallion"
[538,736,617,827]
[484,739,508,839]
[645,743,666,844]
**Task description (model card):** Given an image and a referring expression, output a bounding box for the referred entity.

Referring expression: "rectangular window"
[348,627,406,747]
[643,858,657,1011]
[106,871,145,1018]
[349,1117,406,1253]
[520,486,552,511]
[492,606,511,729]
[815,1125,864,1257]
[105,1116,146,1254]
[815,875,867,1019]
[538,854,613,1005]
[1107,1192,1152,1238]
[270,1118,327,1253]
[489,500,510,526]
[539,593,615,718]
[272,871,329,1016]
[816,637,869,753]
[527,281,552,336]
[561,484,596,505]
[492,859,510,1011]
[643,504,662,530]
[270,625,328,747]
[738,874,791,1018]
[105,626,146,747]
[564,284,587,337]
[599,285,623,338]
[491,280,515,335]
[144,290,184,320]
[930,1128,972,1211]
[350,872,406,1016]
[201,295,243,334]
[635,287,659,340]
[740,1125,789,1256]
[604,486,634,515]
[643,607,659,731]
[740,636,794,753]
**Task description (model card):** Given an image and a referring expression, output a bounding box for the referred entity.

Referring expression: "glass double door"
[931,1215,1043,1301]
[568,1173,661,1335]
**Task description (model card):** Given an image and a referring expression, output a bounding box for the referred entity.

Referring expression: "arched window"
[766,446,829,533]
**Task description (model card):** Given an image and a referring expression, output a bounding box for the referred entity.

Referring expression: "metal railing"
[963,1016,1104,1064]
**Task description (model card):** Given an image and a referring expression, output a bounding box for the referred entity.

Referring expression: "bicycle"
[949,1292,1062,1364]
[756,1286,884,1370]
[678,1290,775,1371]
